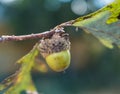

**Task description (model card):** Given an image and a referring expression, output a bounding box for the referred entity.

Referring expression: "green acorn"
[38,32,71,72]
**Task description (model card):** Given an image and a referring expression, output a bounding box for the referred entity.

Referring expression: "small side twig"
[0,20,74,42]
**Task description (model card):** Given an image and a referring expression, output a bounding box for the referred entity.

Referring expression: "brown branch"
[0,30,55,42]
[0,20,74,42]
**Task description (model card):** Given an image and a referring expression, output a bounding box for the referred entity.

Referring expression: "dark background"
[0,0,120,94]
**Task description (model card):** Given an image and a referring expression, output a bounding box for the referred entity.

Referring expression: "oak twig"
[0,20,74,42]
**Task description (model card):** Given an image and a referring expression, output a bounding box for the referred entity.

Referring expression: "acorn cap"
[38,32,70,58]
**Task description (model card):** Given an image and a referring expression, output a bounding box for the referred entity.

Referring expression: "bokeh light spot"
[71,0,88,15]
[93,0,114,8]
[0,0,17,4]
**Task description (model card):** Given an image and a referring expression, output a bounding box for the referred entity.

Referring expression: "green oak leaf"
[73,0,120,48]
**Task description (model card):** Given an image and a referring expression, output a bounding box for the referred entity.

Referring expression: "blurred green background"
[0,0,120,94]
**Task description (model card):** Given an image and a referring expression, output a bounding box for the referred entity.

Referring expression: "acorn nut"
[38,32,71,72]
